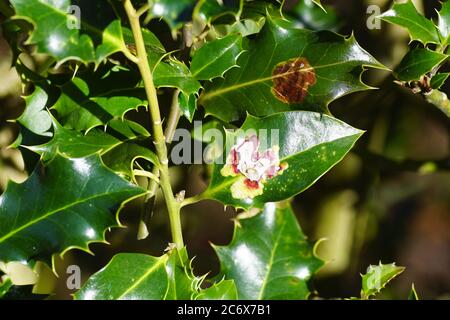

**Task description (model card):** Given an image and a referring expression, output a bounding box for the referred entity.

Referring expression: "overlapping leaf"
[10,0,129,65]
[360,262,405,299]
[153,58,201,97]
[431,72,450,89]
[0,154,145,265]
[200,13,385,122]
[291,0,340,31]
[438,1,450,44]
[147,0,196,32]
[195,280,238,300]
[52,68,147,131]
[213,203,323,300]
[380,0,440,45]
[15,86,53,138]
[28,118,158,179]
[75,253,170,300]
[201,111,363,210]
[394,48,448,81]
[75,249,200,300]
[191,33,244,81]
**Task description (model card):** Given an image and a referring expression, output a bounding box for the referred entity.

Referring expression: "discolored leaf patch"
[272,58,317,104]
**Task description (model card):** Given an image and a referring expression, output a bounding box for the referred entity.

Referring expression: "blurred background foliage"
[0,0,449,299]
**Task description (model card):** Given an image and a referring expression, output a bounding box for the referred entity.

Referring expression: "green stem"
[124,0,184,249]
[141,89,181,225]
[181,194,205,208]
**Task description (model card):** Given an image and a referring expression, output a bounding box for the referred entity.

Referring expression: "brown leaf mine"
[272,58,317,104]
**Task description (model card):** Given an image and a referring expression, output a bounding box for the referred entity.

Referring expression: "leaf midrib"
[257,217,286,300]
[0,189,134,243]
[200,61,356,102]
[382,13,438,43]
[396,55,447,77]
[116,256,168,299]
[192,38,240,78]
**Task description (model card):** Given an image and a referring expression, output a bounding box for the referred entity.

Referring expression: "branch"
[124,0,184,249]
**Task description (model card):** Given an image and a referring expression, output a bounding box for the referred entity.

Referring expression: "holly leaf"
[380,0,440,45]
[291,0,340,31]
[28,118,159,179]
[360,262,405,299]
[52,68,147,131]
[147,0,196,33]
[394,48,448,81]
[75,253,169,300]
[191,34,244,81]
[438,0,450,44]
[15,86,53,138]
[123,27,166,69]
[431,72,450,89]
[0,154,145,265]
[29,118,122,161]
[164,249,200,300]
[10,0,129,65]
[196,280,238,300]
[201,111,363,210]
[200,13,384,122]
[213,203,323,300]
[75,250,199,300]
[178,92,198,122]
[154,58,202,97]
[194,0,241,24]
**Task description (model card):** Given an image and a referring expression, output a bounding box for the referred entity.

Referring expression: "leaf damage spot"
[272,58,317,104]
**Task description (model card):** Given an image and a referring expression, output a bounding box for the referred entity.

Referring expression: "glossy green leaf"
[202,111,363,210]
[196,280,238,300]
[291,0,340,31]
[214,203,323,300]
[29,119,121,161]
[191,34,244,81]
[164,250,200,300]
[10,0,128,64]
[194,0,240,24]
[380,0,440,45]
[178,92,197,122]
[394,48,448,81]
[123,27,166,69]
[27,117,158,179]
[200,14,384,122]
[360,262,405,299]
[75,253,169,300]
[102,141,159,179]
[0,154,145,265]
[438,0,450,44]
[311,0,324,11]
[154,58,202,97]
[28,118,158,180]
[52,68,147,131]
[147,0,195,32]
[16,86,53,138]
[75,250,199,300]
[208,15,266,38]
[431,72,450,89]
